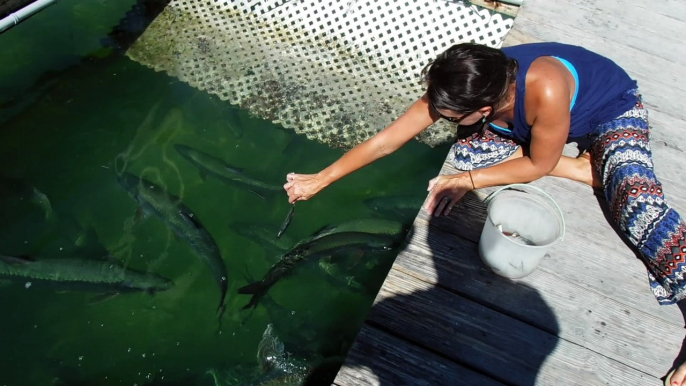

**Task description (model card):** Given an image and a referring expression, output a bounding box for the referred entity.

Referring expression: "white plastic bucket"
[478,184,565,279]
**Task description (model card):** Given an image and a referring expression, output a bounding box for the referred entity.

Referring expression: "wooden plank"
[517,0,686,64]
[368,268,658,385]
[396,218,683,377]
[333,324,504,386]
[434,160,686,327]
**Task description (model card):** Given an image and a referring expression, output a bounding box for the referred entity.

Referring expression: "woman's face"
[430,102,485,126]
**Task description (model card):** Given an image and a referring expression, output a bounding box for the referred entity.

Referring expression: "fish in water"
[276,204,295,239]
[232,223,296,253]
[174,144,281,196]
[238,231,398,310]
[205,323,310,386]
[255,323,311,385]
[117,172,228,317]
[310,218,407,241]
[0,175,54,221]
[257,323,284,373]
[317,256,366,293]
[363,195,425,222]
[0,255,173,296]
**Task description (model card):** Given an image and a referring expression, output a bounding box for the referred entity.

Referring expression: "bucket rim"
[484,183,566,242]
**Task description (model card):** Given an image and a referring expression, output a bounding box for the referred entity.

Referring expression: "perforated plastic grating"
[127,0,514,149]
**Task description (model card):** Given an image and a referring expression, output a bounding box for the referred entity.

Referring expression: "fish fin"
[311,224,336,238]
[243,263,256,283]
[88,293,119,305]
[178,210,202,230]
[55,290,70,294]
[134,207,145,225]
[215,302,227,335]
[240,294,262,311]
[0,255,34,264]
[346,276,363,289]
[240,304,258,326]
[248,190,266,200]
[199,170,207,182]
[225,166,243,174]
[59,214,87,247]
[104,254,119,263]
[237,281,263,295]
[79,228,111,259]
[348,248,366,267]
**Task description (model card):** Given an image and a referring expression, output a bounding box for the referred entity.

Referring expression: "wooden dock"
[333,0,686,384]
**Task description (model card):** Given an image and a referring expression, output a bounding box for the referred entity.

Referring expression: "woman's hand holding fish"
[425,173,473,217]
[284,173,326,204]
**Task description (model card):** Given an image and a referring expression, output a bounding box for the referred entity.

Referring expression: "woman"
[283,42,686,384]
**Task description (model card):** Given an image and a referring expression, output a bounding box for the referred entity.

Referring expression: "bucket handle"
[484,183,566,242]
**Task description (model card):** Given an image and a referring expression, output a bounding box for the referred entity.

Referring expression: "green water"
[0,1,450,385]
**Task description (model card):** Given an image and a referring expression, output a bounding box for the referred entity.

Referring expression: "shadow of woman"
[320,191,561,385]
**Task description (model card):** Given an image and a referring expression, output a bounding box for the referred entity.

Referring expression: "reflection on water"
[0,1,450,385]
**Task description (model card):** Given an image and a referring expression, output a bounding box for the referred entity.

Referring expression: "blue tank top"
[499,42,638,143]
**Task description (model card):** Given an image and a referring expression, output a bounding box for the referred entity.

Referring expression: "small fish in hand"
[276,204,295,239]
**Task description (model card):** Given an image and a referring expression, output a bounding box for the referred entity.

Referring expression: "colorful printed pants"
[448,91,686,304]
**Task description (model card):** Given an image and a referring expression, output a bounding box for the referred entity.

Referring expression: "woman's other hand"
[425,174,473,216]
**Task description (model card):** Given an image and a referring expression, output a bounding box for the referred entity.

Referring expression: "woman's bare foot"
[576,152,602,188]
[549,152,602,188]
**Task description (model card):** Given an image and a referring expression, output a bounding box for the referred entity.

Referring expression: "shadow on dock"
[329,191,561,385]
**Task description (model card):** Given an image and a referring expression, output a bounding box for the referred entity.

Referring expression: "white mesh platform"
[126,0,515,148]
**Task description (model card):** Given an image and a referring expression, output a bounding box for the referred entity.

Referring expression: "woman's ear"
[479,106,493,118]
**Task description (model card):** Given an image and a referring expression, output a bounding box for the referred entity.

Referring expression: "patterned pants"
[448,91,686,304]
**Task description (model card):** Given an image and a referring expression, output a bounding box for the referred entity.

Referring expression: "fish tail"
[216,296,227,316]
[240,303,258,326]
[215,302,226,335]
[238,263,262,294]
[237,281,263,295]
[240,293,262,311]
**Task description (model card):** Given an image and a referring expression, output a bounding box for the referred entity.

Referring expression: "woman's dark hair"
[421,43,518,115]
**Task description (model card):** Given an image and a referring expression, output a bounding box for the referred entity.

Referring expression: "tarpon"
[117,172,228,316]
[0,255,173,295]
[363,195,425,221]
[174,144,281,195]
[310,218,407,240]
[232,223,296,253]
[238,232,397,310]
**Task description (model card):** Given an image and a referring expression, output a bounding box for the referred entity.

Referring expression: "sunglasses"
[429,101,475,125]
[430,101,513,137]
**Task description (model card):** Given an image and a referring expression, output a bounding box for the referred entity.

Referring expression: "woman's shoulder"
[523,58,575,111]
